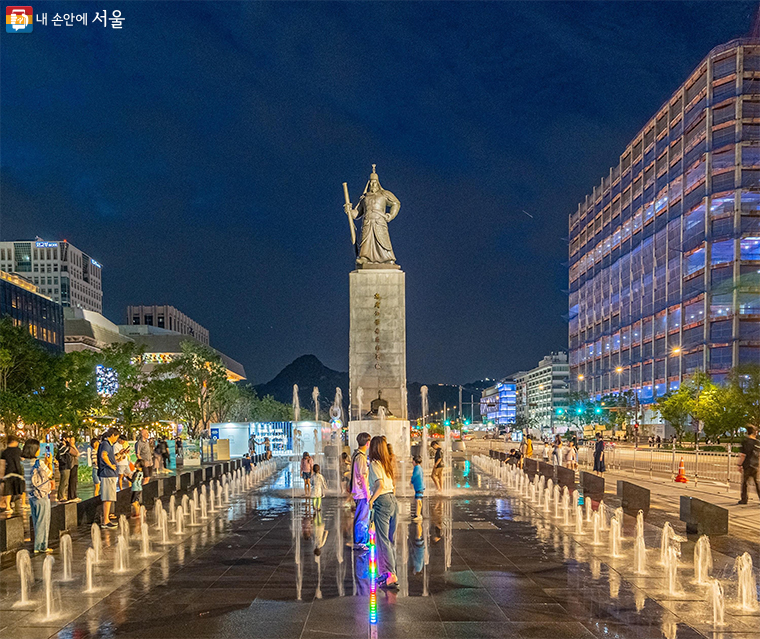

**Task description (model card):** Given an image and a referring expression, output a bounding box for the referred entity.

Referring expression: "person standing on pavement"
[350,432,371,550]
[0,435,25,515]
[67,435,80,502]
[91,438,101,497]
[431,441,444,491]
[21,439,54,553]
[99,428,120,528]
[593,432,606,476]
[114,435,131,490]
[136,430,153,483]
[56,435,71,503]
[368,435,398,589]
[738,424,760,505]
[552,435,562,466]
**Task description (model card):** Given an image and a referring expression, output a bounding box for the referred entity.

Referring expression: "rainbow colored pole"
[369,526,377,625]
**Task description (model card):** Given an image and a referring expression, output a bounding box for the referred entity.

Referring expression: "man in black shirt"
[431,441,443,491]
[738,425,760,505]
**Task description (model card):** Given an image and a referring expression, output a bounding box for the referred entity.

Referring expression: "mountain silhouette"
[254,354,487,420]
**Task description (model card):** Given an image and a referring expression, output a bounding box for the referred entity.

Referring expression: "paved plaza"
[0,459,758,639]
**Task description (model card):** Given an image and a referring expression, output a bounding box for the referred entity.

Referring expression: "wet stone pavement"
[0,459,757,639]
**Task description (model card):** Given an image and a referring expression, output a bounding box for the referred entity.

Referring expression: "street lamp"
[577,374,585,381]
[615,366,623,373]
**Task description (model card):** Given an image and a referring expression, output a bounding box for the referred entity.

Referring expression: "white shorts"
[101,477,118,502]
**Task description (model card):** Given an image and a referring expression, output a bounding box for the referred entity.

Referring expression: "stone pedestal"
[349,266,407,419]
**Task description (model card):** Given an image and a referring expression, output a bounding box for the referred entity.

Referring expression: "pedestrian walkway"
[1,457,754,639]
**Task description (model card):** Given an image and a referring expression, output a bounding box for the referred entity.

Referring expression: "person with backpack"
[21,439,54,553]
[738,424,760,505]
[350,432,371,550]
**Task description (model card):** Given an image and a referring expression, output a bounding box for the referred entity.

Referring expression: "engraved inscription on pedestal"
[349,267,407,419]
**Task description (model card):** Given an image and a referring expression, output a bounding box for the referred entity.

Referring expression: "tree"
[99,343,149,433]
[735,364,760,429]
[150,341,237,437]
[0,318,51,434]
[656,386,692,445]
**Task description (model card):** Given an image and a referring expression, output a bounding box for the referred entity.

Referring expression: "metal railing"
[573,442,742,487]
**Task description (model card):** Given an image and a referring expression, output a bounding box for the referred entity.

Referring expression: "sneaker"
[4,509,13,516]
[71,497,82,503]
[44,548,54,554]
[737,500,749,505]
[353,543,369,551]
[412,515,423,522]
[102,522,117,529]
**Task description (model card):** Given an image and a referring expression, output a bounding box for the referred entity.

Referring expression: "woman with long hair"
[368,435,398,588]
[21,439,54,554]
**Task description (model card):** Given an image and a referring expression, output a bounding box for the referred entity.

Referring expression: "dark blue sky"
[1,1,755,384]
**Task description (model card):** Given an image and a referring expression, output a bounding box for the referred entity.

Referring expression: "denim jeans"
[372,493,398,577]
[353,498,369,546]
[30,497,51,552]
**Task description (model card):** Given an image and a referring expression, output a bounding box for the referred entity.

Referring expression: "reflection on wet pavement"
[0,458,753,639]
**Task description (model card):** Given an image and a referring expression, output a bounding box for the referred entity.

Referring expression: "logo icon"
[6,6,33,32]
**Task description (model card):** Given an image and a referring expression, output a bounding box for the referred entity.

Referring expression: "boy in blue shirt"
[411,455,424,522]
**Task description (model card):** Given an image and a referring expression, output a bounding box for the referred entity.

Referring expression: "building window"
[145,314,153,326]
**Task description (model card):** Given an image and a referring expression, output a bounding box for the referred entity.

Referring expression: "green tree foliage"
[656,386,692,444]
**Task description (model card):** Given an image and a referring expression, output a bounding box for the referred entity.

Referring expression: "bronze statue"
[368,390,392,417]
[342,165,401,265]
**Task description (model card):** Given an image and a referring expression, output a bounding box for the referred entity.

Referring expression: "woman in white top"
[368,435,398,589]
[566,441,578,470]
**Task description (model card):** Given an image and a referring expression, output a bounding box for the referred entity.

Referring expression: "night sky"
[1,1,755,384]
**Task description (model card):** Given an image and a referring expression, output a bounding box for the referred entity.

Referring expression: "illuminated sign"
[96,365,119,397]
[91,258,102,268]
[35,241,58,248]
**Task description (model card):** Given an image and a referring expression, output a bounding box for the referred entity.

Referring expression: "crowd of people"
[0,428,180,552]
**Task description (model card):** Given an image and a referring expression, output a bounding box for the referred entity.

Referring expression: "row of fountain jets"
[474,455,757,628]
[14,460,276,620]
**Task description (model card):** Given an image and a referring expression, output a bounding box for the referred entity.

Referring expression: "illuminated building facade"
[513,352,570,433]
[0,270,63,351]
[0,239,103,312]
[126,305,209,346]
[569,37,760,402]
[480,381,517,425]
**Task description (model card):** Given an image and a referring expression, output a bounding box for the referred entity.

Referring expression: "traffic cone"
[674,457,688,483]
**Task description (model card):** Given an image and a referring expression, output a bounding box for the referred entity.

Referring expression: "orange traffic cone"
[674,457,688,483]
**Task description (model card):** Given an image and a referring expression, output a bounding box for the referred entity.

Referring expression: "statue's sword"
[342,182,358,256]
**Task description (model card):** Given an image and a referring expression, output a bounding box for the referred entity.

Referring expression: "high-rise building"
[0,239,103,312]
[0,270,63,351]
[569,35,760,402]
[480,381,517,425]
[513,352,570,434]
[126,305,209,345]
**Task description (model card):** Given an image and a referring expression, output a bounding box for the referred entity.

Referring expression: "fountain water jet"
[609,516,622,558]
[118,514,129,545]
[694,536,712,585]
[141,520,151,556]
[159,509,169,543]
[575,505,584,535]
[293,384,301,422]
[710,579,725,627]
[84,547,96,593]
[592,511,602,545]
[114,535,130,573]
[734,553,758,611]
[15,549,33,606]
[43,555,55,618]
[59,533,73,581]
[175,506,185,535]
[91,523,102,563]
[664,545,680,595]
[660,522,675,565]
[168,495,176,521]
[633,511,647,575]
[312,386,320,422]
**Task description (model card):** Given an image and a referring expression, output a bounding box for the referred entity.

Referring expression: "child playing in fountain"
[312,464,327,510]
[411,455,424,522]
[130,460,144,517]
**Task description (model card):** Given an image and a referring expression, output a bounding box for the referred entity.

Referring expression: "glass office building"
[0,270,64,351]
[569,37,760,402]
[480,381,517,425]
